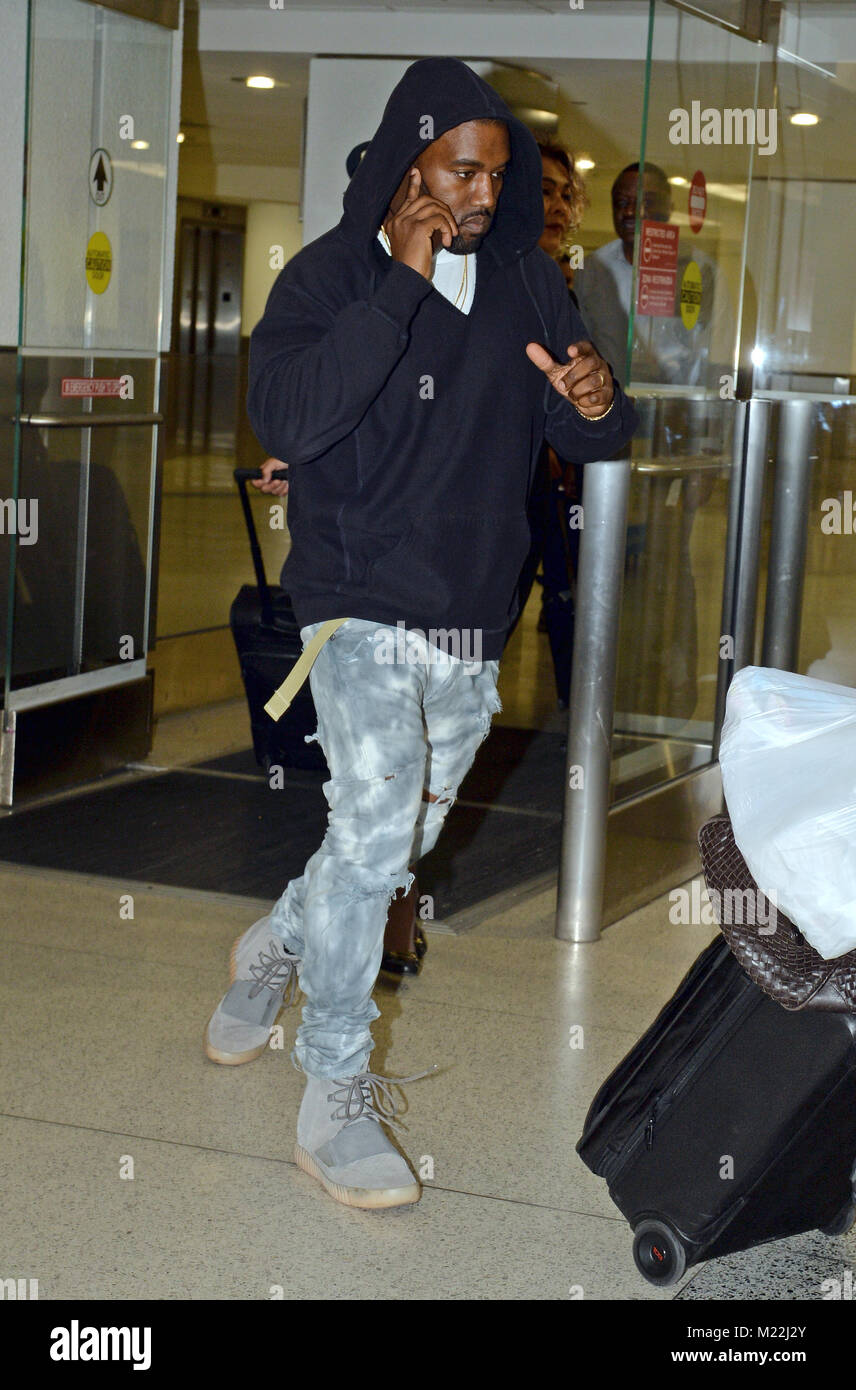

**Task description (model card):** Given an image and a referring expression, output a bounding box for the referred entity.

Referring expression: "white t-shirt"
[377,229,475,315]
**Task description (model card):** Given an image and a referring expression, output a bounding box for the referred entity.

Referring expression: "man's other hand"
[251,458,289,496]
[525,341,614,419]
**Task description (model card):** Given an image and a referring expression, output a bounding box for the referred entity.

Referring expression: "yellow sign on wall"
[680,260,702,330]
[85,231,112,294]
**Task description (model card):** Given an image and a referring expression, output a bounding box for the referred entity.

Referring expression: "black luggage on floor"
[229,469,327,773]
[577,935,856,1285]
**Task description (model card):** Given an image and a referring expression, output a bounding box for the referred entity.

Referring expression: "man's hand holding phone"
[383,168,458,280]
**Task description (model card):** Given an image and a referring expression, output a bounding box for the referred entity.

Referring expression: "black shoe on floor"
[380,926,428,978]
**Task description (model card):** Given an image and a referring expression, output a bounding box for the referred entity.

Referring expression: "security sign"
[85,231,112,294]
[89,148,113,206]
[680,260,702,330]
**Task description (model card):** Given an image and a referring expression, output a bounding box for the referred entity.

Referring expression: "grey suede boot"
[294,1063,437,1210]
[205,916,301,1065]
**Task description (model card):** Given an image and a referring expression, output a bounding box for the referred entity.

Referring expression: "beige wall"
[242,201,302,336]
[178,150,300,206]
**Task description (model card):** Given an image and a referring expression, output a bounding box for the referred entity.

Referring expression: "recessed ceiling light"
[669,176,689,186]
[517,106,558,129]
[131,140,149,150]
[176,132,185,144]
[246,75,275,90]
[576,157,595,171]
[790,111,819,126]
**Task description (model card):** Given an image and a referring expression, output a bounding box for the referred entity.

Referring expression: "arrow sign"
[88,148,113,206]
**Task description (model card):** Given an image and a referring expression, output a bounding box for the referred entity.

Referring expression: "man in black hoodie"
[205,58,637,1211]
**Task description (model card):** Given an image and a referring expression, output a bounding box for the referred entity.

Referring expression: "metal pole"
[712,397,770,757]
[555,453,632,943]
[761,398,814,671]
[0,709,15,809]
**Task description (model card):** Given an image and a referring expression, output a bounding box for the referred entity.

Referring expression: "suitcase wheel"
[632,1221,687,1286]
[820,1201,856,1238]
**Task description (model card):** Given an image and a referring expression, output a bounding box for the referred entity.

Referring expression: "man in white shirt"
[575,162,734,391]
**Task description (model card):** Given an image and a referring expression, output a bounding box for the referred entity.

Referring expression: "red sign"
[61,377,123,397]
[689,170,706,234]
[636,220,679,317]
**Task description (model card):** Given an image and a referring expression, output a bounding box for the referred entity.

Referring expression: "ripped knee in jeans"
[422,787,452,806]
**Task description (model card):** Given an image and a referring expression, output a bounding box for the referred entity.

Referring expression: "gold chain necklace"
[453,253,469,309]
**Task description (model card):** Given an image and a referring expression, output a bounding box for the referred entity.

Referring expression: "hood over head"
[341,57,544,264]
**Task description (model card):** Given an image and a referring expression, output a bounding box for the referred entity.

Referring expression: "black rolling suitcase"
[230,468,327,773]
[577,934,856,1285]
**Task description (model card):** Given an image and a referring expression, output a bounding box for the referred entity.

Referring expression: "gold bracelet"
[573,394,615,422]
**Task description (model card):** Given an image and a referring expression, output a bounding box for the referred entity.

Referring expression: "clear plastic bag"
[719,665,856,961]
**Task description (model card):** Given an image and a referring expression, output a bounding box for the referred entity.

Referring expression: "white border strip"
[8,659,147,712]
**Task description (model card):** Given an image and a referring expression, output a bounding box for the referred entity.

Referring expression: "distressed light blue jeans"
[268,618,501,1080]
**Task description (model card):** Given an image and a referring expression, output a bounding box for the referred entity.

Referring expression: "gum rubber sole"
[204,1029,269,1066]
[294,1143,421,1210]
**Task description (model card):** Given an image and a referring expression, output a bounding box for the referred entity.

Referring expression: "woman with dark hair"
[537,138,588,273]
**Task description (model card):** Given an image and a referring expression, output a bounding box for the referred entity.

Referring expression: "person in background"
[539,140,588,290]
[574,161,733,390]
[575,161,731,722]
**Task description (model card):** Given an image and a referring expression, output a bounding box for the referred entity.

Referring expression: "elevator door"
[174,218,244,455]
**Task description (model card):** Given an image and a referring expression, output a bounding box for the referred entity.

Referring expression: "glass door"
[749,2,856,691]
[570,0,768,925]
[1,0,179,803]
[609,0,763,801]
[587,0,856,927]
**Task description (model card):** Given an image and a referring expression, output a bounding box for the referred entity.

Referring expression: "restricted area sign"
[689,170,706,234]
[636,219,679,317]
[85,231,112,294]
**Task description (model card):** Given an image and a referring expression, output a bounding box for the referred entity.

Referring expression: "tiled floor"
[1,835,852,1299]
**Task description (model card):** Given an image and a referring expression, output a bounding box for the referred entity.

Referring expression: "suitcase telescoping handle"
[233,467,288,627]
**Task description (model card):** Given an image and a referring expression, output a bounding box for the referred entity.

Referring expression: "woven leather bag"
[698,814,856,1013]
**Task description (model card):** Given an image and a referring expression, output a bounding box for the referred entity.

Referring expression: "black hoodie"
[248,58,637,659]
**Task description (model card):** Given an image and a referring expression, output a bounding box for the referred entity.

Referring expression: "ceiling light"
[790,111,819,126]
[246,75,275,90]
[520,107,557,123]
[131,140,149,150]
[176,132,185,144]
[576,157,595,171]
[669,176,689,186]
